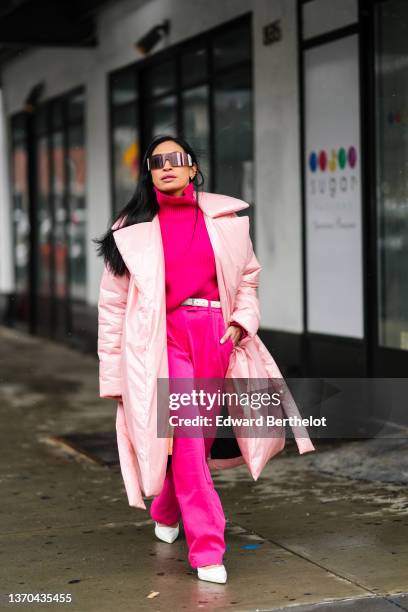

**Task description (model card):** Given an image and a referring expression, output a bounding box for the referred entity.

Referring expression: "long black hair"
[93,134,205,277]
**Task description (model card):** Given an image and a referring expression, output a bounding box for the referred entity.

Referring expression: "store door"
[10,89,86,344]
[372,0,408,375]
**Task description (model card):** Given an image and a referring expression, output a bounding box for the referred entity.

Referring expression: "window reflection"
[11,89,87,337]
[36,136,52,298]
[111,71,138,105]
[146,60,176,97]
[11,118,31,326]
[213,24,251,71]
[109,17,253,230]
[13,146,29,286]
[67,124,86,301]
[151,95,178,137]
[112,105,138,212]
[375,0,408,350]
[182,85,210,184]
[52,131,67,299]
[214,65,253,204]
[111,71,139,213]
[181,48,207,87]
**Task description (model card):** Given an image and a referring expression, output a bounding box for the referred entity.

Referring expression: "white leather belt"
[181,298,221,308]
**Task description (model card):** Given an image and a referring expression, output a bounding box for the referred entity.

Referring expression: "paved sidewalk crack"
[228,517,408,610]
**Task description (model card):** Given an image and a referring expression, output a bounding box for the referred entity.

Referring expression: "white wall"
[253,0,303,333]
[0,0,303,334]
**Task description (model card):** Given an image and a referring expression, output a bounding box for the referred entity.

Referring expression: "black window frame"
[108,12,255,239]
[9,84,86,340]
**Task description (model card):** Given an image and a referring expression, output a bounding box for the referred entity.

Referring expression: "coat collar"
[111,191,249,230]
[111,190,250,282]
[195,191,250,218]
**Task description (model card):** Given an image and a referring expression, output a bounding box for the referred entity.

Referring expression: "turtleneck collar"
[153,180,196,208]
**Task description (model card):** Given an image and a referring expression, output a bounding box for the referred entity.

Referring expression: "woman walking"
[95,135,315,584]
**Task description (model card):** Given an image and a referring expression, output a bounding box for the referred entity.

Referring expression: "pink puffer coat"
[98,191,315,509]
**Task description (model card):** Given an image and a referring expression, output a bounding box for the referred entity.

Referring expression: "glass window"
[68,90,85,123]
[109,16,253,225]
[150,95,178,137]
[181,47,208,87]
[213,23,251,70]
[111,68,139,213]
[112,104,139,213]
[67,124,86,301]
[11,122,30,321]
[11,114,27,142]
[213,65,253,204]
[11,87,87,337]
[375,0,408,350]
[35,105,48,136]
[51,99,64,131]
[182,85,210,185]
[52,131,68,299]
[111,70,137,105]
[145,60,176,97]
[36,136,52,298]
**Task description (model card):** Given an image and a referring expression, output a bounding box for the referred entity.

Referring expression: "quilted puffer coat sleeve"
[228,227,262,341]
[97,264,130,399]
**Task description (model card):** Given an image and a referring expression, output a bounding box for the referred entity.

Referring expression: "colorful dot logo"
[338,148,346,169]
[387,110,408,125]
[348,146,356,168]
[308,146,357,172]
[309,151,317,172]
[319,150,327,171]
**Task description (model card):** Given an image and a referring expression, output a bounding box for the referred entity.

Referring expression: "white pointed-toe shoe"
[197,564,227,584]
[154,521,179,544]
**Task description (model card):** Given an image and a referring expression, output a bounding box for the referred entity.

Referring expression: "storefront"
[6,11,255,350]
[372,0,408,374]
[298,0,408,376]
[9,88,87,343]
[1,0,407,376]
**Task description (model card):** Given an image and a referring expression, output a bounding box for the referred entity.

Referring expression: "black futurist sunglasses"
[147,151,193,170]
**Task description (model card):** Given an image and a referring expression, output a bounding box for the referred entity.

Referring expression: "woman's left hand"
[220,324,243,347]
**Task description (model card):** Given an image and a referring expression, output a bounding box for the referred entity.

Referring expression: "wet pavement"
[1,325,408,612]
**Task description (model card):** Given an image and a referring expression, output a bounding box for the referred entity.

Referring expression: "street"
[1,325,407,612]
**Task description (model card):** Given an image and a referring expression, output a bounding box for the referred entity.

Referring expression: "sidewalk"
[1,325,407,612]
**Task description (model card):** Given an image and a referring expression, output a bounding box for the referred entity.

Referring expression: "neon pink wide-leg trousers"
[149,302,234,569]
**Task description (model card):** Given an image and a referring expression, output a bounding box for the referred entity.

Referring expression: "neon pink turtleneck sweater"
[153,181,220,313]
